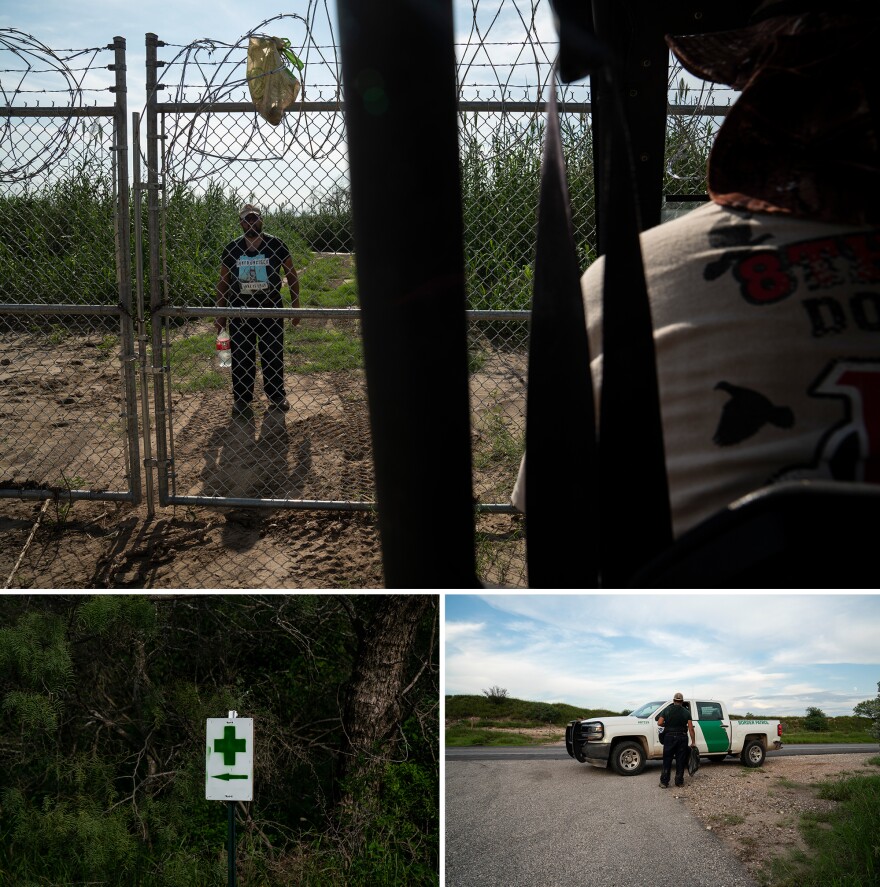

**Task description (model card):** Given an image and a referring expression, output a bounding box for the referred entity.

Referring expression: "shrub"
[804,706,829,732]
[526,702,559,723]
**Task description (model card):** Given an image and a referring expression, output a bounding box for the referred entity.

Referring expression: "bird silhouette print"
[713,381,795,446]
[704,222,774,281]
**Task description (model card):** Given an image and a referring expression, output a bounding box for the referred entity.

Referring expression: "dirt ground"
[0,300,527,588]
[0,497,385,589]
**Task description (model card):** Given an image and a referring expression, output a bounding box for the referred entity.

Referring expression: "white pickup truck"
[565,698,783,776]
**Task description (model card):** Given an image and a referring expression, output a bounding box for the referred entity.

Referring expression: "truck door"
[694,701,731,754]
[652,704,671,753]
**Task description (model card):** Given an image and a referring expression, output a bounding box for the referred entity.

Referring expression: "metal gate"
[2,18,723,529]
[0,34,141,507]
[138,31,375,514]
[135,28,546,517]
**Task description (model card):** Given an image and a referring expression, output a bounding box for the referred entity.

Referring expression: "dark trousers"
[229,315,285,403]
[661,733,689,785]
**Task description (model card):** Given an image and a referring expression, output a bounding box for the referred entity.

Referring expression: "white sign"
[205,714,254,802]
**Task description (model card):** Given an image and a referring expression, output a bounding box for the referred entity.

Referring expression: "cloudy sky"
[2,0,560,109]
[3,1,344,113]
[445,594,880,717]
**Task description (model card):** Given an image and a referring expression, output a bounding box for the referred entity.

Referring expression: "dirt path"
[0,497,385,589]
[1,302,528,587]
[473,728,879,886]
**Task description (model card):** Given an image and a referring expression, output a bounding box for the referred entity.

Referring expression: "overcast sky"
[445,594,880,717]
[2,0,563,111]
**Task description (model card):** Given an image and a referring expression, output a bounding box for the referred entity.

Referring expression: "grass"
[445,694,621,747]
[446,694,619,724]
[167,324,363,392]
[445,697,880,748]
[472,403,523,473]
[445,726,542,747]
[284,327,362,374]
[5,109,710,324]
[167,331,228,393]
[764,762,880,887]
[783,730,877,744]
[297,254,358,308]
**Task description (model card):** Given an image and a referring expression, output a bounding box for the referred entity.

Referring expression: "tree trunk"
[338,595,432,808]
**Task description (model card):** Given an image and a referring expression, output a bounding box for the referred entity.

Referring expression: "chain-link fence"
[1,8,735,588]
[0,32,140,511]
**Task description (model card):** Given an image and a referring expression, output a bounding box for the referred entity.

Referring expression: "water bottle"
[216,330,231,368]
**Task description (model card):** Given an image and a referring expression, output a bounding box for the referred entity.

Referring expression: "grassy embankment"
[445,695,880,747]
[765,757,880,887]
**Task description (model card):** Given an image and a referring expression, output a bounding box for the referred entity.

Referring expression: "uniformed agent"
[656,692,696,788]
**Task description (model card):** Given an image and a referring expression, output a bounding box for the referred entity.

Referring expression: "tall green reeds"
[0,160,117,306]
[0,108,711,316]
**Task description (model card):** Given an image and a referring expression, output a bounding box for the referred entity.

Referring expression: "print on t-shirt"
[713,381,794,446]
[237,255,270,294]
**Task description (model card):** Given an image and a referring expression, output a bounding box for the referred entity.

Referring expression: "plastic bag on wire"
[246,36,302,125]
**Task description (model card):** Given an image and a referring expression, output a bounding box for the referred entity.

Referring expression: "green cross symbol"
[214,725,246,766]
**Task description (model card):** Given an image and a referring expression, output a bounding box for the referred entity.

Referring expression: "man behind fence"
[215,204,300,416]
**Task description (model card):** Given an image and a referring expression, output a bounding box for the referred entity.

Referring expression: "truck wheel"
[611,741,645,776]
[740,740,765,767]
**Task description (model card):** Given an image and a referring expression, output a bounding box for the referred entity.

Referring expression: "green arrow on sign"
[212,773,249,781]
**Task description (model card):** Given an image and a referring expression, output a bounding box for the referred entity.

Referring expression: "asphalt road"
[446,742,871,761]
[444,745,873,887]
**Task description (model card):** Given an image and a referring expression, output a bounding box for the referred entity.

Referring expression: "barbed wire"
[0,28,111,182]
[152,0,578,186]
[1,4,736,188]
[152,8,343,186]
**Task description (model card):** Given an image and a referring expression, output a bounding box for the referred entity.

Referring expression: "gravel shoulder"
[451,727,879,885]
[675,751,879,885]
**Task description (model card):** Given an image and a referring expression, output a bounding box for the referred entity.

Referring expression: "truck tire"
[740,740,765,767]
[611,741,646,776]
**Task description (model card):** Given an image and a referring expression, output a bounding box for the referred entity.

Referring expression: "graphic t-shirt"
[512,202,880,537]
[221,235,291,307]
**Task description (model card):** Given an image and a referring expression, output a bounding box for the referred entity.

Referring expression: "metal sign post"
[206,712,254,887]
[227,800,236,887]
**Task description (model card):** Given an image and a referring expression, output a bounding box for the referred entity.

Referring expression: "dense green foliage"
[779,714,876,744]
[1,110,711,322]
[853,682,880,742]
[0,161,118,307]
[803,706,829,732]
[0,596,438,886]
[446,693,619,725]
[459,113,597,313]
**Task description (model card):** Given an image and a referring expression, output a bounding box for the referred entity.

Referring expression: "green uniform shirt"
[664,704,690,732]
